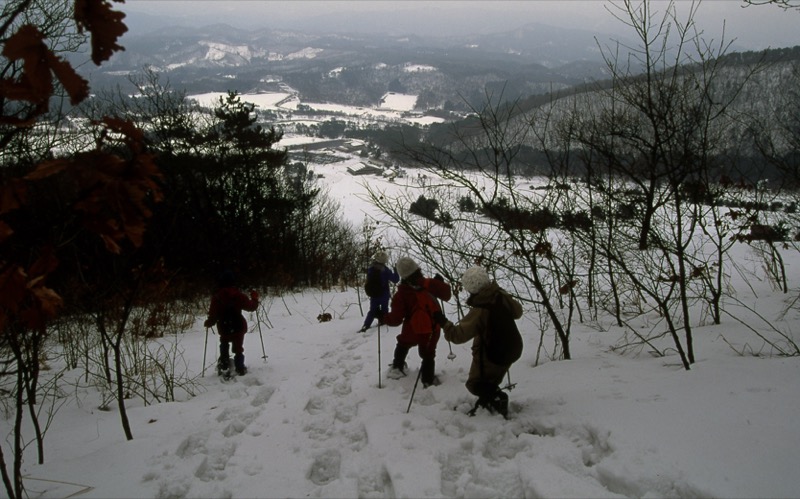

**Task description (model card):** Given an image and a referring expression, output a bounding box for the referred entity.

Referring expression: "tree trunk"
[113,339,134,441]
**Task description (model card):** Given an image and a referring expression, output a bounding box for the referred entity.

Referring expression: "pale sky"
[122,1,800,51]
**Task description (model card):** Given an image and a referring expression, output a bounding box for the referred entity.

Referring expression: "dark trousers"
[392,331,439,384]
[466,354,509,398]
[220,332,245,369]
[363,296,390,328]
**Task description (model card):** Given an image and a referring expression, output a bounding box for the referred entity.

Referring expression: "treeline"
[4,75,363,312]
[366,0,800,373]
[1,2,369,486]
[125,80,365,292]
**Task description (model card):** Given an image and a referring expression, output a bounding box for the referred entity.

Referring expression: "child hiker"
[434,266,523,418]
[204,269,259,376]
[378,256,451,387]
[360,250,399,333]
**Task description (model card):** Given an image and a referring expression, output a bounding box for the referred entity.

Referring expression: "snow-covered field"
[188,91,444,127]
[9,164,800,498]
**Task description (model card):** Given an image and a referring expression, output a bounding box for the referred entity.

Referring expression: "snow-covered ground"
[9,164,800,499]
[378,92,417,112]
[187,91,445,127]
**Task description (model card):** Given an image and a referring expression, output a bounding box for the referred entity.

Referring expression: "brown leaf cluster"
[74,0,128,65]
[1,1,161,335]
[0,25,89,125]
[0,250,62,333]
[30,118,163,253]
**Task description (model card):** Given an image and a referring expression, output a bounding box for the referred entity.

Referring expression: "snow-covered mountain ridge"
[83,22,613,111]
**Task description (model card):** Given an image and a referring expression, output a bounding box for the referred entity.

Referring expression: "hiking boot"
[468,390,508,418]
[217,357,230,375]
[468,397,491,417]
[491,391,509,419]
[358,326,368,333]
[420,358,436,386]
[233,353,246,375]
[386,363,407,379]
[422,375,441,388]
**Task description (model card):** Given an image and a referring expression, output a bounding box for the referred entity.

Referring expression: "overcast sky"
[122,1,800,51]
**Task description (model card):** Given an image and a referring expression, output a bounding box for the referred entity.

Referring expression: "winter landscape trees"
[0,1,358,496]
[0,0,158,494]
[0,0,799,497]
[368,0,799,370]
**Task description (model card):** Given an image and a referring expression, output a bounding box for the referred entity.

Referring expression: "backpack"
[409,289,439,335]
[364,264,382,298]
[217,296,241,335]
[481,295,523,366]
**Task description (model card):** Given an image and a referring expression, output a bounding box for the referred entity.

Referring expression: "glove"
[433,273,444,282]
[433,311,448,327]
[204,318,214,328]
[250,290,259,301]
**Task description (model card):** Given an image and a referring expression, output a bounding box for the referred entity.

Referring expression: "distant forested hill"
[78,22,616,111]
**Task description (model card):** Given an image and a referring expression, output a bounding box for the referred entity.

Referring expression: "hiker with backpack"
[433,266,523,418]
[359,250,399,333]
[378,256,451,387]
[203,269,259,377]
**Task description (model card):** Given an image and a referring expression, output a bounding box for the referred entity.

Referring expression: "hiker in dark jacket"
[434,266,522,417]
[204,269,259,376]
[379,256,451,387]
[360,250,400,333]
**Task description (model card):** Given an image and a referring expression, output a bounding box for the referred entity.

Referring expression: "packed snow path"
[20,290,800,498]
[142,322,632,499]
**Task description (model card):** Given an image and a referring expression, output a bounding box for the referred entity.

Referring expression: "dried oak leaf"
[0,26,53,102]
[0,25,89,107]
[28,247,60,278]
[0,266,27,314]
[29,286,64,325]
[24,158,71,181]
[74,0,128,65]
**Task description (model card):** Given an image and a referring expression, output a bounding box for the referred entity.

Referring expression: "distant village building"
[347,161,385,176]
[284,138,347,152]
[338,140,367,155]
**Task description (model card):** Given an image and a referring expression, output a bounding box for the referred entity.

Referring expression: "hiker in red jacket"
[204,269,259,376]
[379,256,451,387]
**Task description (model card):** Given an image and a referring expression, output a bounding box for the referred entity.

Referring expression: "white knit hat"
[373,250,389,264]
[395,257,420,279]
[461,266,491,294]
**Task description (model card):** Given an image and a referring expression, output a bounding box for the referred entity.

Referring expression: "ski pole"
[406,330,434,413]
[202,327,209,377]
[377,321,382,389]
[255,305,267,361]
[503,370,516,391]
[437,297,456,360]
[406,368,422,413]
[442,304,455,360]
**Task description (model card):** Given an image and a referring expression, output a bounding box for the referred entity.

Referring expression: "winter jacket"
[382,276,451,340]
[442,281,523,364]
[205,286,259,337]
[369,262,400,300]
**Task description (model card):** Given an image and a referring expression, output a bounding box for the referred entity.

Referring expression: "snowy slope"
[10,163,800,499]
[20,286,800,498]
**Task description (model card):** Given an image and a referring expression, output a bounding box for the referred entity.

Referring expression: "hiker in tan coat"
[434,266,522,417]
